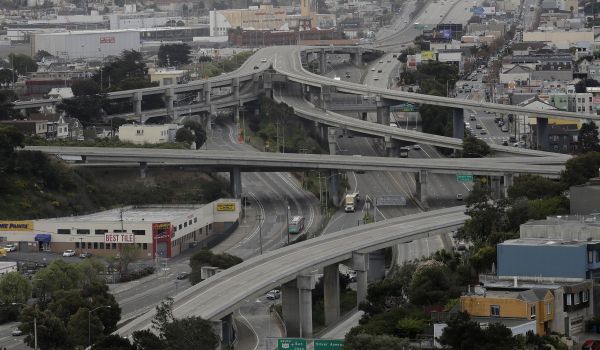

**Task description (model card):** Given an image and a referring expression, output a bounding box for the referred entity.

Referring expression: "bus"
[288,216,305,234]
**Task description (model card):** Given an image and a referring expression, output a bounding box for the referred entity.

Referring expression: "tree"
[71,79,101,96]
[120,243,141,274]
[578,121,600,153]
[0,68,14,85]
[437,312,517,350]
[33,260,83,307]
[189,249,242,285]
[344,333,412,350]
[574,78,600,93]
[162,316,220,350]
[396,317,426,339]
[507,175,566,200]
[34,50,53,62]
[183,120,207,149]
[94,50,149,90]
[158,44,191,67]
[0,125,24,158]
[56,95,106,126]
[92,335,134,350]
[67,307,104,347]
[8,53,38,75]
[20,308,70,350]
[175,127,195,144]
[408,263,454,306]
[461,183,508,244]
[463,132,491,157]
[132,329,165,350]
[561,151,600,186]
[152,298,174,336]
[0,90,18,120]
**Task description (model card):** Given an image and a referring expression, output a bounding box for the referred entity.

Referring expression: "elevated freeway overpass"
[27,146,565,202]
[115,207,468,343]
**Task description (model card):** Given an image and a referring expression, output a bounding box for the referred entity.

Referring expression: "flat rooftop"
[501,238,591,247]
[38,205,203,223]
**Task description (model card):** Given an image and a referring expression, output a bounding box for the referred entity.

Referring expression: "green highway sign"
[278,338,307,350]
[456,174,474,182]
[314,339,344,350]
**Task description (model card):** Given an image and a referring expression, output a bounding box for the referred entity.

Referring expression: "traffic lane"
[0,322,27,350]
[238,298,282,350]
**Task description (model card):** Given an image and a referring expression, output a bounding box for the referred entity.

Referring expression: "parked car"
[176,272,190,280]
[583,340,600,350]
[4,244,17,252]
[11,329,23,336]
[79,252,92,259]
[266,289,281,300]
[62,249,76,257]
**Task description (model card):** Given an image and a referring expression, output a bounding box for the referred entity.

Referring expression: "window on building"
[566,293,572,305]
[95,229,108,235]
[75,242,80,248]
[490,305,500,316]
[530,305,536,319]
[132,230,145,236]
[194,218,197,223]
[93,242,98,249]
[173,226,177,232]
[86,242,91,249]
[584,290,590,302]
[114,230,126,233]
[179,224,182,230]
[57,229,70,235]
[100,243,105,249]
[209,224,213,230]
[106,243,110,250]
[575,292,580,305]
[112,243,117,249]
[184,222,188,228]
[547,302,551,315]
[143,243,148,250]
[76,229,90,235]
[188,220,192,225]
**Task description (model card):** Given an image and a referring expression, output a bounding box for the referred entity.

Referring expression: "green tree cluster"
[578,121,600,153]
[17,259,121,349]
[158,43,191,67]
[462,131,492,157]
[189,249,243,284]
[438,312,517,350]
[9,53,38,76]
[0,272,31,323]
[93,50,156,91]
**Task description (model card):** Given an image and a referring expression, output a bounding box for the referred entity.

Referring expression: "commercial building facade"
[0,199,240,259]
[118,123,180,144]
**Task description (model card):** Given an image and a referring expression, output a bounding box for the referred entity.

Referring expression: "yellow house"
[460,288,554,335]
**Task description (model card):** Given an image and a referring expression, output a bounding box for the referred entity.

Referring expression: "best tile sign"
[104,233,136,244]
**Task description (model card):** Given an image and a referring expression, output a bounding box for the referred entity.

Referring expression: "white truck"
[344,192,360,212]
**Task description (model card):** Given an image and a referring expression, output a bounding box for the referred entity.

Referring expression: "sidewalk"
[212,203,258,255]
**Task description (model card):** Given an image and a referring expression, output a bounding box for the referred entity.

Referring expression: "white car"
[266,290,281,300]
[4,244,17,252]
[261,58,267,63]
[412,144,420,150]
[62,249,76,257]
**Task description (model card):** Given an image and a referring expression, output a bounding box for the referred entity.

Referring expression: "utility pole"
[285,202,290,245]
[256,214,263,254]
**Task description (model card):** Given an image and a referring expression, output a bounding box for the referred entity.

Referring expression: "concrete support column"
[221,313,234,347]
[330,170,339,207]
[165,87,175,118]
[491,175,502,199]
[133,92,142,121]
[352,48,363,66]
[297,275,316,338]
[323,264,340,326]
[384,136,399,157]
[368,249,386,282]
[204,81,212,104]
[352,252,369,306]
[232,76,240,101]
[503,173,514,199]
[376,97,390,126]
[536,117,549,150]
[328,127,337,155]
[453,108,465,139]
[229,167,242,199]
[139,162,147,179]
[361,112,368,121]
[415,169,428,203]
[282,280,300,337]
[211,320,223,350]
[320,49,327,74]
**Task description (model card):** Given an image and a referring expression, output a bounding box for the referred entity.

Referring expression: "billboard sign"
[100,36,115,44]
[421,51,434,60]
[277,338,307,350]
[0,221,33,231]
[457,174,474,182]
[216,203,236,211]
[104,233,135,244]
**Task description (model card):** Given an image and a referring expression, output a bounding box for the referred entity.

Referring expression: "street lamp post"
[256,214,263,255]
[12,303,36,350]
[88,305,111,348]
[285,203,290,245]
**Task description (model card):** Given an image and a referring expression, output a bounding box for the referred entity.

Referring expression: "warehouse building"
[30,29,141,60]
[0,199,240,259]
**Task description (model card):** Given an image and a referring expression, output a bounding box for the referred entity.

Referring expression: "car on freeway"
[176,272,190,280]
[456,194,464,201]
[4,244,17,252]
[509,135,517,143]
[413,144,420,150]
[253,66,259,70]
[377,69,382,73]
[470,114,476,121]
[374,77,379,81]
[480,129,487,135]
[261,58,267,63]
[502,139,509,146]
[266,290,281,300]
[12,329,23,336]
[371,68,375,71]
[79,252,92,259]
[387,60,391,63]
[62,249,76,257]
[501,125,508,132]
[475,123,482,129]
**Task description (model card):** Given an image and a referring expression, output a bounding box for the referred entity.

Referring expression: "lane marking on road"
[237,308,260,350]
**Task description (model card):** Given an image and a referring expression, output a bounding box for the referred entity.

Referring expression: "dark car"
[253,66,259,70]
[176,272,189,280]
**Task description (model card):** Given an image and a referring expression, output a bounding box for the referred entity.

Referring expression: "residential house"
[460,288,554,335]
[500,65,532,85]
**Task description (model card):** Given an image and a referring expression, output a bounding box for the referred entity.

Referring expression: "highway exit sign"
[456,174,473,182]
[314,339,344,350]
[278,338,307,350]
